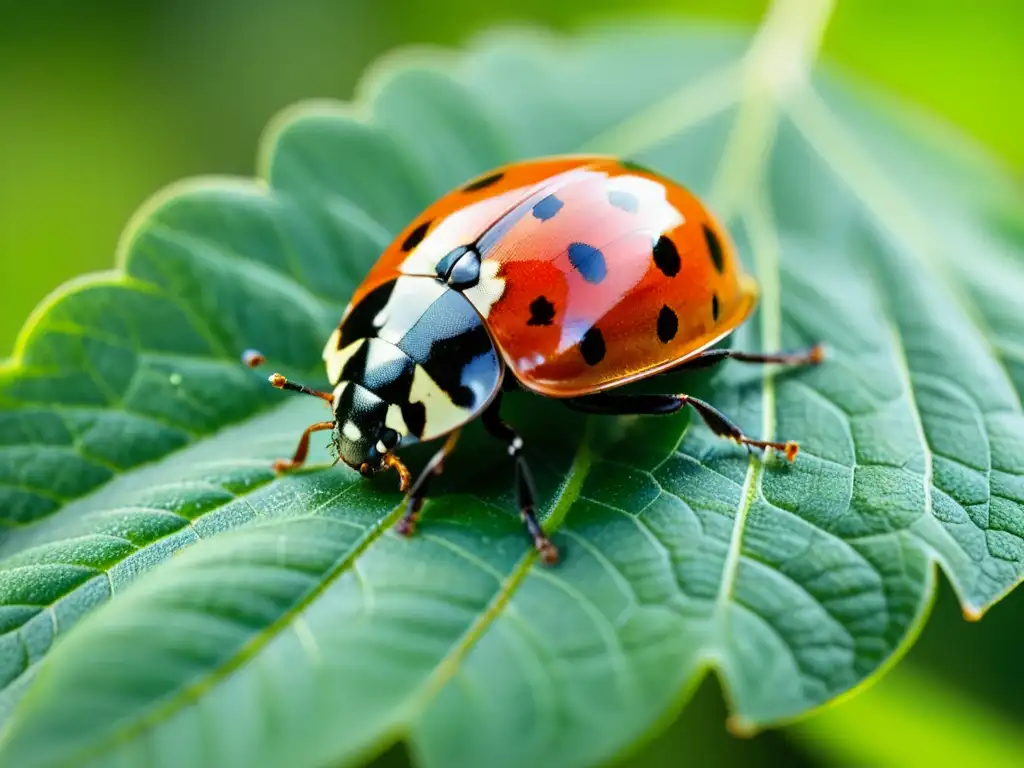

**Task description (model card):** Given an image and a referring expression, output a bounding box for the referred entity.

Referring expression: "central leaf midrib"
[709,197,783,630]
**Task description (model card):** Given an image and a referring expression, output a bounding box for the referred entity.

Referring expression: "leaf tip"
[726,715,758,739]
[962,603,984,622]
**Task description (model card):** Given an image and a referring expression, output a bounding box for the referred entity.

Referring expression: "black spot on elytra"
[580,327,605,366]
[401,401,426,439]
[607,190,639,213]
[653,236,680,277]
[703,224,725,273]
[532,195,564,221]
[462,171,504,192]
[657,305,678,343]
[568,242,607,284]
[401,220,431,252]
[712,294,720,322]
[527,296,555,326]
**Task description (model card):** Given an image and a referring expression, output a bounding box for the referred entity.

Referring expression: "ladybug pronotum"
[249,156,823,564]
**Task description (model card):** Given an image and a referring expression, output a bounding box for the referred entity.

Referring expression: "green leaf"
[1,6,1023,767]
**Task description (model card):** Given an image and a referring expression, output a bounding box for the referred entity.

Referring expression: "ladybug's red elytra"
[252,155,824,564]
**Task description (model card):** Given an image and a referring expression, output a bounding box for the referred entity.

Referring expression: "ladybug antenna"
[267,373,335,405]
[381,453,411,493]
[245,349,335,406]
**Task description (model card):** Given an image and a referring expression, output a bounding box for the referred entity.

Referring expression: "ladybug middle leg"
[481,393,559,565]
[565,393,800,462]
[567,343,825,459]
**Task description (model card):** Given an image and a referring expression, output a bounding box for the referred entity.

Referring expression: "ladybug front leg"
[481,394,559,565]
[273,421,336,473]
[395,429,461,537]
[565,393,799,462]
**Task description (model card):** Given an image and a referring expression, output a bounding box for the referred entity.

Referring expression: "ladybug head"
[331,383,410,491]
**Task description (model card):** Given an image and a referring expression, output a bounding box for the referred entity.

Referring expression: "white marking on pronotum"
[342,421,362,441]
[385,403,409,437]
[376,440,389,454]
[323,334,367,384]
[375,278,446,346]
[364,338,408,374]
[331,381,349,403]
[322,328,341,359]
[408,364,470,440]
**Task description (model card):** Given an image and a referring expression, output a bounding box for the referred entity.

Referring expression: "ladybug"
[251,156,823,564]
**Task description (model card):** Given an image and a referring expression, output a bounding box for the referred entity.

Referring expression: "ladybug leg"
[272,421,336,473]
[565,393,799,462]
[676,344,825,371]
[482,394,558,565]
[676,394,801,462]
[395,429,462,538]
[264,370,339,472]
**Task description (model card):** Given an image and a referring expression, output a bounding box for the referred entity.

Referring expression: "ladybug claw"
[537,539,560,565]
[272,458,297,473]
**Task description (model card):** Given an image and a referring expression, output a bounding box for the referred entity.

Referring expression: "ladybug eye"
[378,427,400,452]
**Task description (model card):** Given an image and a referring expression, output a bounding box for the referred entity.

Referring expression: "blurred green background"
[1,1,1022,766]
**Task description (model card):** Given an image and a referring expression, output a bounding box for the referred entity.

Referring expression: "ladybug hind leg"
[481,393,559,565]
[565,392,799,462]
[674,344,825,371]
